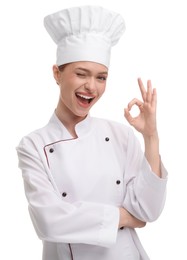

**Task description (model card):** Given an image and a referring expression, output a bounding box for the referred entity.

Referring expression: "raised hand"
[124,78,157,137]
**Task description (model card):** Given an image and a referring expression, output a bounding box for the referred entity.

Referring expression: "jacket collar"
[49,112,94,139]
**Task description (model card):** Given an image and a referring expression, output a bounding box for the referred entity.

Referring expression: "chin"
[72,108,87,117]
[76,112,89,118]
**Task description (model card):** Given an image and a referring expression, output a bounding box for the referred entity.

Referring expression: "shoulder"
[17,114,63,148]
[17,125,49,149]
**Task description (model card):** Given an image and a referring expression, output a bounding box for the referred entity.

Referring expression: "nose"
[84,78,96,93]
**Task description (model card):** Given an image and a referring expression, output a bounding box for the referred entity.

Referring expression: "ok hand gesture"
[124,78,157,138]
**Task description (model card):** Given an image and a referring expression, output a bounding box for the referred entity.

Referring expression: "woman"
[16,5,168,260]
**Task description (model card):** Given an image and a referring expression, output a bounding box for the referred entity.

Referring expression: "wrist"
[143,130,159,141]
[143,131,161,178]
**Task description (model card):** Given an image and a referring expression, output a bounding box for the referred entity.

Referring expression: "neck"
[55,100,86,138]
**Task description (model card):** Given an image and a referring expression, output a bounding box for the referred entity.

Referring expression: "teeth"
[77,94,93,100]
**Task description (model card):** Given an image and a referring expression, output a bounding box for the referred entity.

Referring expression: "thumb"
[124,108,132,124]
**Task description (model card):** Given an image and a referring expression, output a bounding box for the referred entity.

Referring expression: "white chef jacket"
[16,113,168,260]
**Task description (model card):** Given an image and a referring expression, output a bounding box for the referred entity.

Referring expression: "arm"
[16,138,119,247]
[123,78,167,222]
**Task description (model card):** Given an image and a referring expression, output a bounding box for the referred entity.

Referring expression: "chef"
[16,5,168,260]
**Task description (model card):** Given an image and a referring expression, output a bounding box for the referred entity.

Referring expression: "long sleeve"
[16,137,119,247]
[123,129,168,222]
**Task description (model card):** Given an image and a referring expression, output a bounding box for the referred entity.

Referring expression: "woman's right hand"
[119,207,146,229]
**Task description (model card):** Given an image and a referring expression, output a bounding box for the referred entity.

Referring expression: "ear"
[53,65,60,85]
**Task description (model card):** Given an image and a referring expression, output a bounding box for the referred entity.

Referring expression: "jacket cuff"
[98,206,119,247]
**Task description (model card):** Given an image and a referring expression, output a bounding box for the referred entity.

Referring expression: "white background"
[0,0,186,259]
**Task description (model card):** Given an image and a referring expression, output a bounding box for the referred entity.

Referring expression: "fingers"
[124,108,133,124]
[127,98,143,111]
[124,98,143,125]
[147,80,152,103]
[138,78,146,102]
[119,207,146,229]
[125,79,157,125]
[138,78,156,104]
[152,87,157,107]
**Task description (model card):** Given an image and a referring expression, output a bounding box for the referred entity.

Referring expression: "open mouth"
[75,93,95,105]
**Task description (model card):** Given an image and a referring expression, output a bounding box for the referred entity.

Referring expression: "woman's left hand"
[124,78,157,137]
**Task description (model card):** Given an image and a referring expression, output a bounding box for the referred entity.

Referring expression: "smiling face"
[53,61,108,124]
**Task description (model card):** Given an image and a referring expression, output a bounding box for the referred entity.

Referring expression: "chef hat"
[44,5,125,68]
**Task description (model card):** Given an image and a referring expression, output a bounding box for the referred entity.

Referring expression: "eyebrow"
[75,67,108,75]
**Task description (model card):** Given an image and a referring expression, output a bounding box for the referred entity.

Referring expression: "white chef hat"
[44,5,125,68]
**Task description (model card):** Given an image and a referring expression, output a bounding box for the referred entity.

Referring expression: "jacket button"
[105,137,110,141]
[62,192,67,197]
[49,148,54,153]
[116,180,121,185]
